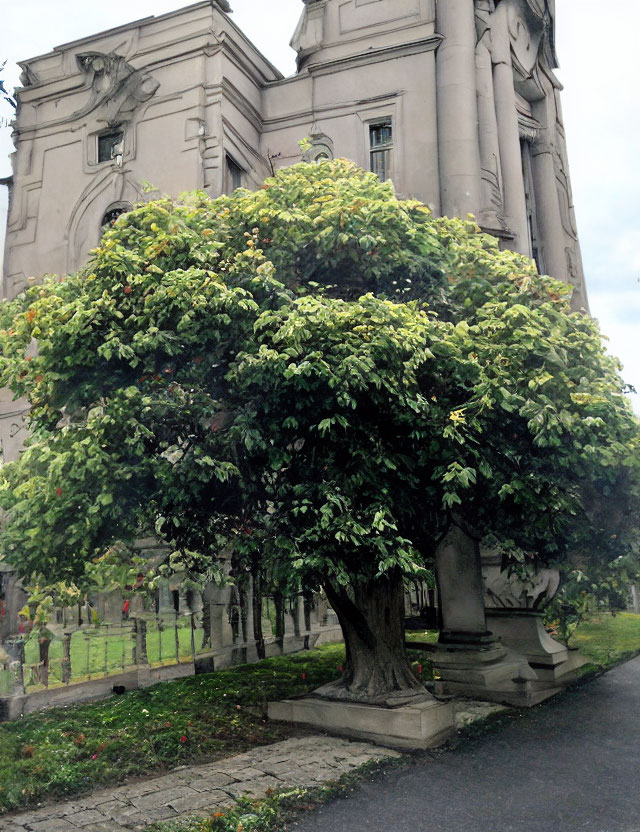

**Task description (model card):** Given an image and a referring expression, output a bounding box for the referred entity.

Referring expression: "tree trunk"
[318,570,426,705]
[252,568,266,660]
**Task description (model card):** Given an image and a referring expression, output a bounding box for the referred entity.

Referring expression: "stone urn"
[481,550,586,683]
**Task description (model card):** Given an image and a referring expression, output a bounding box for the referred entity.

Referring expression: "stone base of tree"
[268,693,455,750]
[485,610,589,685]
[430,634,556,707]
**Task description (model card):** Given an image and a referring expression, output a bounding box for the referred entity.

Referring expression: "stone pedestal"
[269,694,454,750]
[482,553,588,686]
[431,632,544,706]
[433,523,542,706]
[485,610,587,684]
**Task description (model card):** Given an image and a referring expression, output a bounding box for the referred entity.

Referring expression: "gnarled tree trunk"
[317,570,427,705]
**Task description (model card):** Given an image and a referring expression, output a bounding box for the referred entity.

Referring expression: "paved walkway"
[292,656,640,832]
[0,700,503,832]
[0,737,401,832]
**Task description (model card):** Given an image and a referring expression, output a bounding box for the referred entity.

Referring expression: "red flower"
[36,374,43,383]
[91,753,98,760]
[180,735,188,743]
[301,672,306,681]
[56,487,62,496]
[417,664,423,675]
[124,285,132,294]
[165,721,171,727]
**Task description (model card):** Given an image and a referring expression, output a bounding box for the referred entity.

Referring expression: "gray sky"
[1,0,638,413]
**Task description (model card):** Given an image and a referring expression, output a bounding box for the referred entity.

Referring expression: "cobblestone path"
[0,737,401,832]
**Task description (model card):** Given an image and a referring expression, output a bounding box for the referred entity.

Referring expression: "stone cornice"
[305,34,443,77]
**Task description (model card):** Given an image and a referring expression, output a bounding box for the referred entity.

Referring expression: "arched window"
[101,202,132,230]
[302,133,334,163]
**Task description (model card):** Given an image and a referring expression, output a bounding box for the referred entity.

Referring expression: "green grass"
[2,614,638,819]
[0,643,347,815]
[570,612,640,669]
[0,641,434,815]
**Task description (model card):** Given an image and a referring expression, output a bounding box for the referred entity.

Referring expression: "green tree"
[0,160,638,701]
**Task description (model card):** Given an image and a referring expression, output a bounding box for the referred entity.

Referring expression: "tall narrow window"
[226,155,243,192]
[97,130,124,163]
[521,140,541,273]
[369,119,393,181]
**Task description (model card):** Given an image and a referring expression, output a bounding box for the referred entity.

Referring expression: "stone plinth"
[268,694,455,750]
[431,633,554,707]
[486,610,588,684]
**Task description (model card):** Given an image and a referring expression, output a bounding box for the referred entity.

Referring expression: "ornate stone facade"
[1,0,586,305]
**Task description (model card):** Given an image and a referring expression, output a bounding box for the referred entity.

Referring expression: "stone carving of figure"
[73,53,160,127]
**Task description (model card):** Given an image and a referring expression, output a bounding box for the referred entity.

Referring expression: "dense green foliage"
[0,159,638,699]
[0,160,637,593]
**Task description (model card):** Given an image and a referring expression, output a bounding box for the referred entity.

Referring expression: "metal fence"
[0,591,342,719]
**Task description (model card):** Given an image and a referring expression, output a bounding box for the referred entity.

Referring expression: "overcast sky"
[1,0,638,413]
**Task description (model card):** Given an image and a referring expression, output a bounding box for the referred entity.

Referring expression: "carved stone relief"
[507,1,544,77]
[483,562,560,610]
[73,53,160,127]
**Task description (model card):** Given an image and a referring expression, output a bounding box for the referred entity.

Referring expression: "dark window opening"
[98,130,124,163]
[369,120,393,181]
[101,206,128,228]
[226,155,243,192]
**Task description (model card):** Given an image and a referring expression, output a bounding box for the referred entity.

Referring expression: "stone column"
[475,2,506,231]
[432,522,539,706]
[530,79,567,280]
[436,0,483,219]
[490,2,530,255]
[530,138,566,278]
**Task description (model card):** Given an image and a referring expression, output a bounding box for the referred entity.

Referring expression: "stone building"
[0,0,587,645]
[1,0,586,307]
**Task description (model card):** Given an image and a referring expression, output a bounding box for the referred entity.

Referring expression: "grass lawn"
[20,620,204,690]
[570,612,640,669]
[0,640,435,816]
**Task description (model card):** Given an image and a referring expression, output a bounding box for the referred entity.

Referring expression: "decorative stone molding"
[482,551,560,611]
[302,132,335,162]
[74,52,160,127]
[15,53,159,135]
